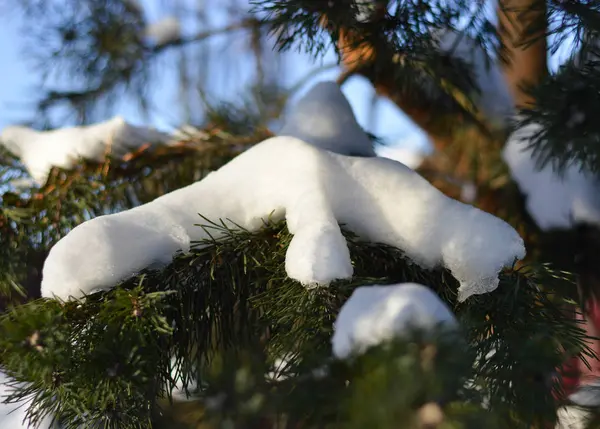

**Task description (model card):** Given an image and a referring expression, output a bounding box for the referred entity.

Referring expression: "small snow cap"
[278,81,375,157]
[332,283,458,359]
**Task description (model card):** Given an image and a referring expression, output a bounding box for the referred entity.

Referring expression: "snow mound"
[376,144,425,169]
[278,81,375,157]
[503,121,600,230]
[144,16,181,47]
[0,370,56,428]
[556,406,591,429]
[434,29,514,127]
[332,283,458,359]
[0,117,173,185]
[41,136,525,302]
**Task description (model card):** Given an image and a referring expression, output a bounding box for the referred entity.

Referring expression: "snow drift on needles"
[41,134,525,302]
[0,116,173,185]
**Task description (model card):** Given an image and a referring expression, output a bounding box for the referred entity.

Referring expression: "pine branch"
[329,3,502,144]
[0,220,590,428]
[510,2,600,176]
[516,63,600,175]
[0,122,271,307]
[260,1,504,142]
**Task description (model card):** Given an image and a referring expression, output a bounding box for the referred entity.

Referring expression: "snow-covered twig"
[0,117,173,185]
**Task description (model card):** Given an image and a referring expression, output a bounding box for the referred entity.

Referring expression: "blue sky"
[0,1,573,156]
[0,12,40,129]
[0,2,431,155]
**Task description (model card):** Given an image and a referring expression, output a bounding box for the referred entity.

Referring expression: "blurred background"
[0,0,579,163]
[0,0,442,163]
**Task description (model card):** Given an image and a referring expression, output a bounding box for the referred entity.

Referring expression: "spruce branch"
[517,62,600,176]
[0,220,590,428]
[0,121,271,308]
[256,0,503,138]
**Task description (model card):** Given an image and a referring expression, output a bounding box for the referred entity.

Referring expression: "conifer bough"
[0,221,589,428]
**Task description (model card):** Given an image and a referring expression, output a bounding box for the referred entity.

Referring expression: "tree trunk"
[497,0,548,108]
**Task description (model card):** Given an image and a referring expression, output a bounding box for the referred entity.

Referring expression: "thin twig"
[151,19,262,53]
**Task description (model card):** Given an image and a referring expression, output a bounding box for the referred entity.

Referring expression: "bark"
[331,7,509,192]
[328,2,553,212]
[332,0,549,142]
[335,24,455,152]
[497,0,549,108]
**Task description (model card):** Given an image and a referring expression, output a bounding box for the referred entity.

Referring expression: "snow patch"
[460,182,477,203]
[266,356,294,382]
[42,135,525,302]
[332,283,458,359]
[568,381,600,408]
[555,406,591,429]
[144,16,181,47]
[0,117,173,185]
[278,81,375,157]
[169,365,200,402]
[503,121,600,230]
[0,370,57,428]
[376,144,424,169]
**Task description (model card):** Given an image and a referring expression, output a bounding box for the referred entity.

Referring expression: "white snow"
[170,368,199,402]
[503,121,600,230]
[143,16,181,47]
[568,381,600,408]
[332,283,458,359]
[555,406,591,429]
[433,29,515,127]
[0,370,56,429]
[266,356,294,382]
[0,117,173,185]
[42,135,525,302]
[376,144,425,169]
[278,81,376,157]
[460,182,477,203]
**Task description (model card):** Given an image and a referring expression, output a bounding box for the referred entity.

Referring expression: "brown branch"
[497,0,548,108]
[330,9,503,162]
[328,8,532,237]
[41,20,262,110]
[334,25,453,151]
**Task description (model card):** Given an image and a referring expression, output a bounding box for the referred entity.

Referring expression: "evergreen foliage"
[519,60,600,175]
[505,1,600,175]
[0,221,590,428]
[0,120,270,302]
